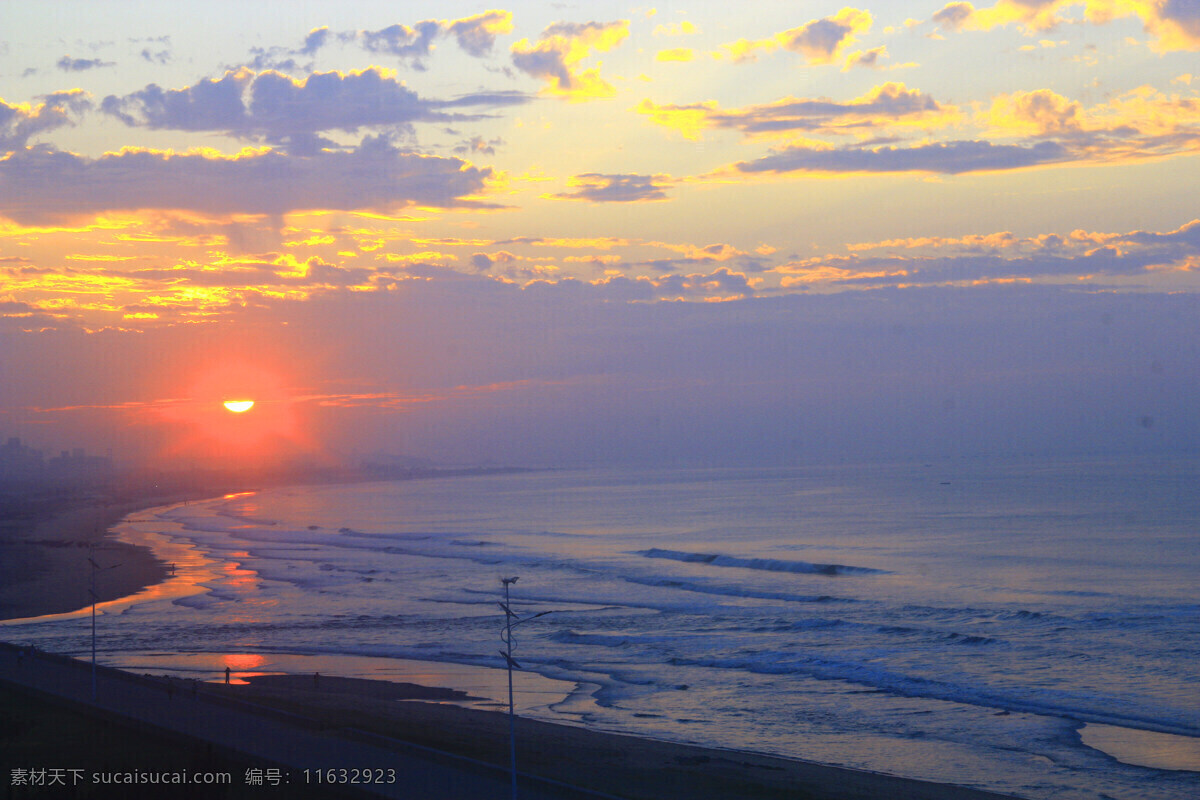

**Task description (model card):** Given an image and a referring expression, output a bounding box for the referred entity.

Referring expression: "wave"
[635,548,887,576]
[619,574,857,605]
[875,625,1001,646]
[667,651,1200,739]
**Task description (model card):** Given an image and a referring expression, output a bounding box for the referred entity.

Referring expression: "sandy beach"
[0,497,170,622]
[0,498,1027,799]
[226,673,1021,800]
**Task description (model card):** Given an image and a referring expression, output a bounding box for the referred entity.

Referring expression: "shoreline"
[227,674,1024,800]
[0,644,1022,800]
[0,495,181,622]
[0,466,537,623]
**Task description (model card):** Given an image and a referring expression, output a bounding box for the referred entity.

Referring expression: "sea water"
[7,458,1199,799]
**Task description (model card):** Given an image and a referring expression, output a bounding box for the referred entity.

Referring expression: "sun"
[151,358,318,465]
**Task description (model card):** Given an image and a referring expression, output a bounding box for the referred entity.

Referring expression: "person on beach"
[225,666,231,684]
[313,671,320,689]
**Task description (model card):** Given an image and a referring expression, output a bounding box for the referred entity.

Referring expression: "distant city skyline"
[0,434,113,485]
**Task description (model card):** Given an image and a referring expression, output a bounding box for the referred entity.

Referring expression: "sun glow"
[148,358,319,465]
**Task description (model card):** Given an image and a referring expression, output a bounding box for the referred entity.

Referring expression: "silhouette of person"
[314,672,320,689]
[225,666,231,684]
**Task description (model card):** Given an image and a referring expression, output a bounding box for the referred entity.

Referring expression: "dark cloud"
[438,90,528,108]
[0,90,91,151]
[736,139,1069,175]
[247,69,433,137]
[355,12,512,68]
[360,21,442,67]
[780,218,1200,285]
[720,8,871,65]
[300,27,331,57]
[844,45,887,69]
[1161,0,1200,35]
[245,49,302,73]
[57,55,114,71]
[0,137,495,224]
[101,68,528,145]
[453,135,503,155]
[715,84,943,136]
[784,17,858,59]
[140,48,171,64]
[446,10,514,56]
[1123,219,1200,249]
[553,173,673,203]
[239,26,330,72]
[101,69,251,131]
[651,267,753,299]
[130,36,173,65]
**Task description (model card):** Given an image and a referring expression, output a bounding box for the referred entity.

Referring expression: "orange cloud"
[776,260,909,287]
[633,99,717,141]
[714,8,873,65]
[980,89,1083,135]
[847,231,1023,251]
[511,20,631,101]
[934,1,1200,52]
[653,21,699,37]
[638,82,958,141]
[980,85,1200,156]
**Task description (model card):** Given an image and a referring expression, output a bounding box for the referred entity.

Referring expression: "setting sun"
[146,358,317,464]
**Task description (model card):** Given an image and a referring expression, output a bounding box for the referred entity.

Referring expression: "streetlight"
[498,577,551,800]
[88,548,120,701]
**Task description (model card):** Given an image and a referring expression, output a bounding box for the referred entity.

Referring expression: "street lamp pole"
[88,548,120,702]
[501,577,518,800]
[498,577,551,800]
[90,557,97,700]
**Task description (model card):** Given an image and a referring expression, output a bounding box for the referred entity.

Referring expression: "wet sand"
[0,499,170,622]
[227,674,1022,800]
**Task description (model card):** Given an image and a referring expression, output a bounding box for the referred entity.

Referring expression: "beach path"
[0,642,610,800]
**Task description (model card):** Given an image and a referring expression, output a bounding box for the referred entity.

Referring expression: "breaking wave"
[635,548,888,576]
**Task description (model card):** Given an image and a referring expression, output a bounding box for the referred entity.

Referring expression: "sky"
[1,0,1198,468]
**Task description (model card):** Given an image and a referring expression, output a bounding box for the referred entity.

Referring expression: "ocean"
[6,458,1199,799]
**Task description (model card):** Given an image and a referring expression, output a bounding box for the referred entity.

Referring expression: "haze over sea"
[7,457,1199,800]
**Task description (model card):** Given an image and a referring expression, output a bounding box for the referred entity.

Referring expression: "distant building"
[0,436,115,487]
[0,437,44,480]
[46,447,113,484]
